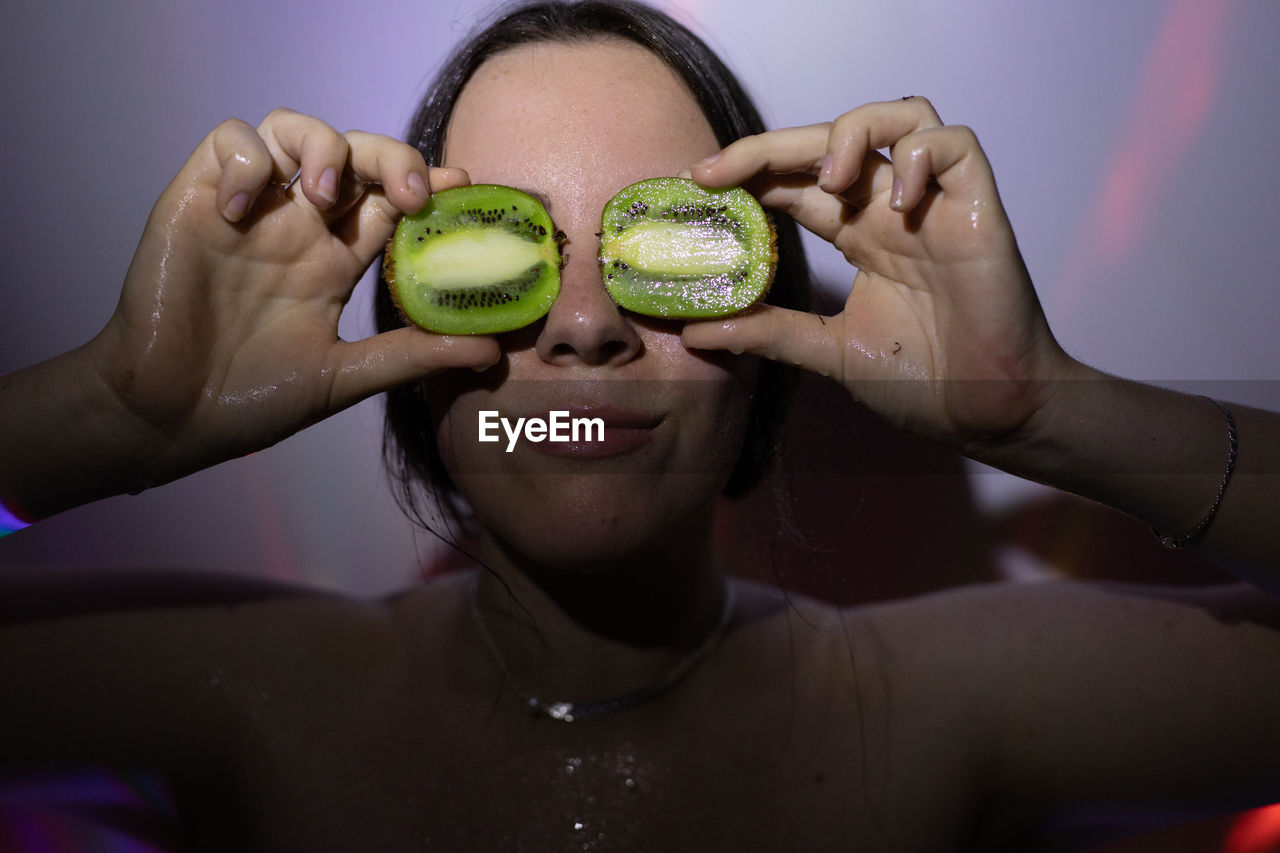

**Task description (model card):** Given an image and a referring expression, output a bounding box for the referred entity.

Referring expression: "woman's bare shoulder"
[848,577,1280,643]
[0,562,339,626]
[851,579,1280,825]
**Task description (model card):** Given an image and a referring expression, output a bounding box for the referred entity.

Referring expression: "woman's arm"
[681,97,1279,586]
[879,579,1280,842]
[0,572,389,782]
[0,110,499,525]
[975,370,1279,587]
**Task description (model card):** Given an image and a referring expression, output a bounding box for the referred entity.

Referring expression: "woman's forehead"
[443,39,719,212]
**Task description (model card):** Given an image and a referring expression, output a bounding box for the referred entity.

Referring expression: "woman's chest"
[207,672,984,852]
[221,732,883,851]
[187,593,991,850]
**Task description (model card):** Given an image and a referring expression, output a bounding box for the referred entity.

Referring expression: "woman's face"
[432,38,756,568]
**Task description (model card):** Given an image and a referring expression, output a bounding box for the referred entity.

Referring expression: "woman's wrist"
[1150,398,1237,550]
[970,363,1220,514]
[966,361,1278,579]
[0,339,169,522]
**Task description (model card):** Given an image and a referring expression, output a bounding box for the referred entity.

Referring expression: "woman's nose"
[534,249,642,366]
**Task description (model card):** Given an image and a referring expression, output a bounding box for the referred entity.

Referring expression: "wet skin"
[4,38,1280,853]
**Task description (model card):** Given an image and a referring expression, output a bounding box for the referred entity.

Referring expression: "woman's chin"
[472,475,718,572]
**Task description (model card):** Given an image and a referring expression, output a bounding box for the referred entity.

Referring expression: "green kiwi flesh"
[599,177,775,318]
[384,184,561,335]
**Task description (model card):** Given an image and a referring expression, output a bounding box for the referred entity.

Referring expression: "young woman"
[2,2,1278,850]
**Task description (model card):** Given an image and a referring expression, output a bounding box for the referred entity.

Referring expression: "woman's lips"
[518,405,664,459]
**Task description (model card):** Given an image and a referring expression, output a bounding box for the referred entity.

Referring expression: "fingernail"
[318,167,339,204]
[471,352,500,373]
[223,191,250,222]
[819,154,833,189]
[890,177,904,210]
[693,152,721,170]
[408,171,428,197]
[676,169,693,181]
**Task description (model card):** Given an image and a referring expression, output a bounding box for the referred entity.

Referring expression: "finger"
[343,129,436,217]
[744,153,895,246]
[888,124,992,212]
[688,124,830,188]
[327,329,501,411]
[690,97,944,199]
[749,180,852,246]
[207,118,276,223]
[822,96,943,194]
[325,130,444,254]
[335,166,471,263]
[256,108,352,211]
[682,306,845,381]
[427,166,471,193]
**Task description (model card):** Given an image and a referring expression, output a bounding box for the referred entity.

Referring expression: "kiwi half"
[384,184,561,335]
[598,177,775,318]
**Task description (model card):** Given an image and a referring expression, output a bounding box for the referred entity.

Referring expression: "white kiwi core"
[415,231,544,289]
[611,222,746,276]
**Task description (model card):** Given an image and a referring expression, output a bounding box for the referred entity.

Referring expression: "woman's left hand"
[682,97,1074,449]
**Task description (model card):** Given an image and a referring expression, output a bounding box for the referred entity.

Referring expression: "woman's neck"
[470,505,731,705]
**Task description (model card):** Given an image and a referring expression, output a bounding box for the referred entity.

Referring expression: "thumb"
[327,329,501,411]
[681,305,845,381]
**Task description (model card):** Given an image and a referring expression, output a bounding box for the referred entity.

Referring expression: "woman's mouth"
[486,404,665,458]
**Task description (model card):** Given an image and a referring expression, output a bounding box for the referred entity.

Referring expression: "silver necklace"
[470,580,736,723]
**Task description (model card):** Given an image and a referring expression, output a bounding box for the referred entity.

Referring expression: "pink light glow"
[1055,0,1233,313]
[245,464,306,584]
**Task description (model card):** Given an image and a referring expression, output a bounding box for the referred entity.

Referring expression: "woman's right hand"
[82,109,499,491]
[682,97,1071,451]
